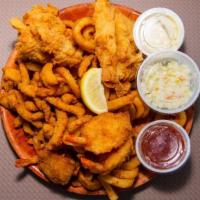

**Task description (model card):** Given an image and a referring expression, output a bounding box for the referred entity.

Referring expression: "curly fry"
[46,97,85,117]
[67,115,92,133]
[56,67,80,97]
[108,90,138,111]
[73,17,95,52]
[82,26,95,40]
[46,110,68,150]
[18,83,37,97]
[78,55,94,77]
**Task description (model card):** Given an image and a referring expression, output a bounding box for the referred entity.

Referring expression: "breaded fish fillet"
[94,0,117,84]
[94,0,143,93]
[10,4,82,66]
[80,112,132,154]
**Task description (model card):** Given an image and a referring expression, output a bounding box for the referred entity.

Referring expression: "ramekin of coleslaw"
[137,51,200,114]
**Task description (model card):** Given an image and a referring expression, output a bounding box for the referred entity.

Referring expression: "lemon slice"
[80,68,108,114]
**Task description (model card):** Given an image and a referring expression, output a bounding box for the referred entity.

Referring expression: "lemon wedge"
[80,68,108,114]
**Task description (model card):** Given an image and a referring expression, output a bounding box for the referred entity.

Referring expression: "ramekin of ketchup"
[135,120,190,173]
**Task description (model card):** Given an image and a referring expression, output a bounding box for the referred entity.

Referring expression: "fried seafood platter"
[0,0,194,200]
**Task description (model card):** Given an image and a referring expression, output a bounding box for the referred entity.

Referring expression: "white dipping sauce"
[134,8,185,55]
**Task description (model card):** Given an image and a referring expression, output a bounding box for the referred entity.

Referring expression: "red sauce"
[141,123,186,169]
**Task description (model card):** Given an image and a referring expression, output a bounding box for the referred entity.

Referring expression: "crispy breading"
[10,5,82,66]
[80,112,132,154]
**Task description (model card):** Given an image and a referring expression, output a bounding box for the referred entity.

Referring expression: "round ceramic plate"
[0,3,194,196]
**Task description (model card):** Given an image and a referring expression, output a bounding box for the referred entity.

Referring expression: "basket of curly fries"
[1,0,199,200]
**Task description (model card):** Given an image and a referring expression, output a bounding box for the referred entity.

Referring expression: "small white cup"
[135,120,191,174]
[137,50,200,114]
[134,7,185,55]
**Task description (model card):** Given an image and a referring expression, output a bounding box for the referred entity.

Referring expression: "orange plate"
[0,3,194,196]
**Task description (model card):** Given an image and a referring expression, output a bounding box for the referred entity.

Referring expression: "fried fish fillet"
[38,153,76,185]
[10,4,82,66]
[94,0,143,93]
[80,112,132,154]
[94,0,117,84]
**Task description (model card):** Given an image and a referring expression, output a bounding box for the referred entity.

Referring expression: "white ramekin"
[135,120,191,174]
[133,7,185,55]
[137,50,200,114]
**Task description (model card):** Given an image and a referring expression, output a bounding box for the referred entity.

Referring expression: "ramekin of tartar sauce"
[137,51,200,114]
[134,8,185,55]
[135,120,191,174]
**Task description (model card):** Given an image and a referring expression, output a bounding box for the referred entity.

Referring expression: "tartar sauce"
[134,8,184,55]
[141,61,192,109]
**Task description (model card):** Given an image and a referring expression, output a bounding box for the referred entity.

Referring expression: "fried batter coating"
[78,55,94,78]
[67,115,92,133]
[80,139,133,174]
[80,112,132,154]
[94,0,116,84]
[13,116,23,128]
[18,83,37,97]
[94,0,143,91]
[16,151,76,186]
[56,67,80,98]
[61,93,77,104]
[107,90,138,111]
[3,68,21,83]
[41,63,58,86]
[78,171,101,191]
[46,109,68,150]
[24,101,38,112]
[73,17,95,52]
[10,4,82,66]
[38,153,76,185]
[16,103,44,122]
[46,97,85,117]
[0,90,22,110]
[19,63,30,84]
[34,98,51,122]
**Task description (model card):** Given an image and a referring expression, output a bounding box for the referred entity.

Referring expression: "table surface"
[0,0,200,200]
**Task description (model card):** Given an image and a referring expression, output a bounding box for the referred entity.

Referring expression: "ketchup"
[141,123,185,169]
